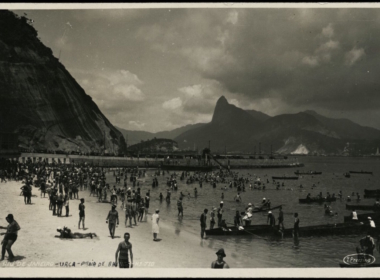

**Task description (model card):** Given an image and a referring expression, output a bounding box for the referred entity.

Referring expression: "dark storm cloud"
[12,6,380,131]
[184,9,380,112]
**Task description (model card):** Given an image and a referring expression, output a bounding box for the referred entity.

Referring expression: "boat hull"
[346,204,380,211]
[299,198,336,204]
[272,176,299,180]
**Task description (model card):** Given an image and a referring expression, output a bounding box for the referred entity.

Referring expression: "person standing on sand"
[115,233,133,268]
[106,205,119,239]
[152,209,160,241]
[64,194,69,217]
[0,214,20,261]
[200,208,208,239]
[78,198,85,229]
[177,197,183,217]
[211,248,230,269]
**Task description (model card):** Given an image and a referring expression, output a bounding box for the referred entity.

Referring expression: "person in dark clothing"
[267,211,275,227]
[200,209,208,239]
[0,214,20,261]
[211,248,230,269]
[78,198,85,229]
[293,213,300,237]
[357,233,376,255]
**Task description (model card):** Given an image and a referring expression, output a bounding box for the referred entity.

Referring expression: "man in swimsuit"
[177,197,184,217]
[200,208,208,239]
[293,213,300,238]
[78,198,85,229]
[234,193,242,203]
[211,248,230,268]
[56,227,96,239]
[115,232,133,268]
[106,205,119,239]
[278,206,285,230]
[0,214,20,261]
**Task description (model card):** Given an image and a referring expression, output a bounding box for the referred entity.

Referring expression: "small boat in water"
[349,171,373,175]
[344,173,351,178]
[363,189,380,198]
[343,212,380,223]
[346,204,380,211]
[206,222,372,237]
[272,176,299,180]
[250,205,282,213]
[294,171,322,175]
[299,197,337,204]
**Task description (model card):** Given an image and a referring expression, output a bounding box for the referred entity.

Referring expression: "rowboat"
[205,222,372,237]
[205,224,272,236]
[364,189,380,194]
[299,197,336,203]
[364,189,380,198]
[272,176,299,180]
[343,212,380,223]
[294,171,322,175]
[250,205,282,213]
[346,204,380,211]
[349,171,373,175]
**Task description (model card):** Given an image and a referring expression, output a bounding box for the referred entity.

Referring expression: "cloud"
[321,23,334,38]
[302,56,319,67]
[128,120,146,130]
[70,68,146,123]
[162,97,182,109]
[345,47,365,66]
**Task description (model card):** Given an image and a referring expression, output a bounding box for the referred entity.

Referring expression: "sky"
[9,5,380,132]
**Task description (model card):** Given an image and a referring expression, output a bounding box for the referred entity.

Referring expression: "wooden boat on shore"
[346,204,380,211]
[364,189,380,198]
[294,171,322,175]
[272,176,299,180]
[349,171,373,175]
[206,222,372,237]
[299,197,336,203]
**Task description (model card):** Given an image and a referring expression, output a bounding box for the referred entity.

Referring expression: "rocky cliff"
[0,11,126,154]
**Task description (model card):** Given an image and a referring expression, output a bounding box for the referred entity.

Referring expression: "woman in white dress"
[152,209,160,241]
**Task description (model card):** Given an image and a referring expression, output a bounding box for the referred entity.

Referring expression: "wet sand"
[0,180,230,269]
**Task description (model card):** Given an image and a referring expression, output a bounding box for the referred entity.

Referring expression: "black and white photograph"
[1,2,380,277]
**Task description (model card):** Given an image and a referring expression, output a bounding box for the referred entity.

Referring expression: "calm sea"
[111,156,380,267]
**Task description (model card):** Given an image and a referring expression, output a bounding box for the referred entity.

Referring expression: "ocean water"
[109,156,380,267]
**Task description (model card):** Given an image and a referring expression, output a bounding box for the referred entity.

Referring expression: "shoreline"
[0,180,236,269]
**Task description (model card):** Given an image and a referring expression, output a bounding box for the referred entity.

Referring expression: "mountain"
[128,138,178,153]
[116,123,205,146]
[0,11,126,153]
[174,96,380,155]
[303,110,380,140]
[245,109,271,122]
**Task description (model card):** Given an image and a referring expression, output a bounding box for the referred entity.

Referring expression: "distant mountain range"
[116,123,204,146]
[118,96,380,155]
